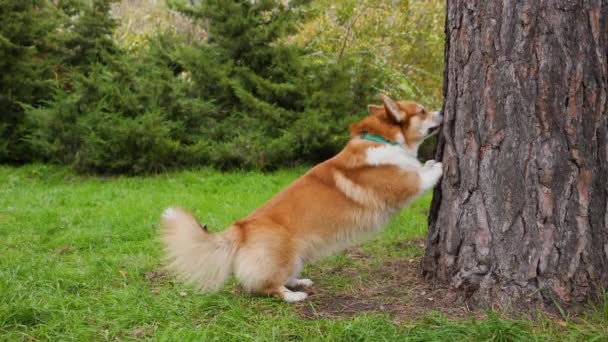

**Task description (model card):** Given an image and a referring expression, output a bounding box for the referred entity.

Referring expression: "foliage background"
[0,0,445,174]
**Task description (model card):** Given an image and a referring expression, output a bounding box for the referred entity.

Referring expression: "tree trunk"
[422,1,608,307]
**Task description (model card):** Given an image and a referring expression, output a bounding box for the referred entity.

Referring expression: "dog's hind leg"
[233,224,309,302]
[285,258,314,288]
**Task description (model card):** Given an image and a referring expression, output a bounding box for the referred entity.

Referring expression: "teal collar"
[361,132,400,146]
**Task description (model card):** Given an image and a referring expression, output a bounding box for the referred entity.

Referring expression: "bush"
[0,0,63,163]
[165,0,385,170]
[26,32,219,174]
[6,0,444,174]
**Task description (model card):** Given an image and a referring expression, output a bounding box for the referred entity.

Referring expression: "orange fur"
[161,95,444,302]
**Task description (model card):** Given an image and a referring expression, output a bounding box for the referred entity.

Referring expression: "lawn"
[1,165,607,341]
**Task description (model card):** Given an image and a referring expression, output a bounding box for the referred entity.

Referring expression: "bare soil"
[295,240,474,323]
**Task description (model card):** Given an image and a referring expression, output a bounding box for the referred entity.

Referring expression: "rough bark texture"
[422,0,608,307]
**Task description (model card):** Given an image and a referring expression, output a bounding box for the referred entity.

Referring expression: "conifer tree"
[26,1,216,174]
[61,0,119,71]
[176,0,305,115]
[0,0,62,162]
[173,0,372,168]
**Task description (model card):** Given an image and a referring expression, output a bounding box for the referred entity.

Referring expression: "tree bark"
[422,0,608,307]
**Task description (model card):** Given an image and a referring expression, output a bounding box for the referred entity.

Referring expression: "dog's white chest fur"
[365,144,422,170]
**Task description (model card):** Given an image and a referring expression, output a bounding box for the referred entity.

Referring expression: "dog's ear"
[381,94,404,123]
[367,104,384,115]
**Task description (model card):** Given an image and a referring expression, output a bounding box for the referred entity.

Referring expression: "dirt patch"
[301,295,400,317]
[144,270,168,283]
[145,269,170,294]
[297,242,472,323]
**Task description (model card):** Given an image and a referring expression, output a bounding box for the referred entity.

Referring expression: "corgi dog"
[161,94,443,302]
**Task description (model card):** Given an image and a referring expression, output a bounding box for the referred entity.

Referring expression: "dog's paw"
[419,162,443,190]
[429,162,443,180]
[295,279,314,287]
[286,278,314,288]
[423,159,437,169]
[287,278,314,288]
[432,161,443,173]
[283,291,308,303]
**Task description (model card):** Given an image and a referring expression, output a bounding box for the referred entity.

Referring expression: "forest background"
[0,0,444,174]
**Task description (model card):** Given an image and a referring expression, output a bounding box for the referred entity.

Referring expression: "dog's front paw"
[432,161,443,173]
[419,161,443,190]
[423,159,437,169]
[430,162,443,180]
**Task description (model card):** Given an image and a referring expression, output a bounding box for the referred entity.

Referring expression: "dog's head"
[350,94,443,154]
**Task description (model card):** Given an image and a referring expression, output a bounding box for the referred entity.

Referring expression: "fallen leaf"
[119,270,127,279]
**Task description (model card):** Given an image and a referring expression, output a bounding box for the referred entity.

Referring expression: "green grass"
[1,164,607,341]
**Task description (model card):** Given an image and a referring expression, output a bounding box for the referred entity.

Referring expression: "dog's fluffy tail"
[161,207,238,292]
